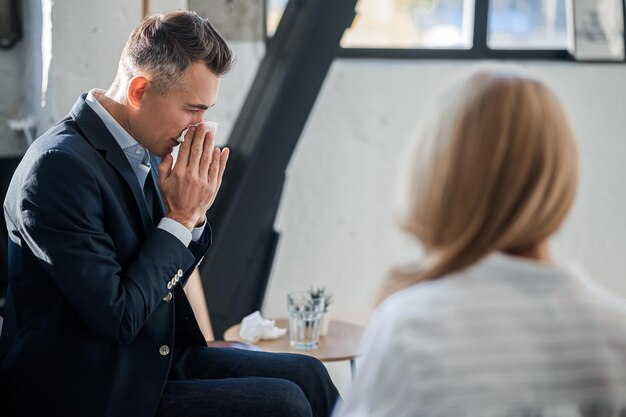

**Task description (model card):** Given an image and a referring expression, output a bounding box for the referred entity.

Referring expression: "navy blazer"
[0,94,210,416]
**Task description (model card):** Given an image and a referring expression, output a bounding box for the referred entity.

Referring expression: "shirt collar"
[469,251,582,287]
[85,90,151,170]
[85,90,143,152]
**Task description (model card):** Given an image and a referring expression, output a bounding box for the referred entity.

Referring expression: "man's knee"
[303,355,329,375]
[294,355,333,385]
[263,379,312,417]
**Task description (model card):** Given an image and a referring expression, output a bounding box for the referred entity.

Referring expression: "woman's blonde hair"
[379,70,578,302]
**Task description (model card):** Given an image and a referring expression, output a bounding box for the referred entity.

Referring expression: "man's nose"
[192,114,206,125]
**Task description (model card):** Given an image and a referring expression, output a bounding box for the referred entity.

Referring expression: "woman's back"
[339,253,626,417]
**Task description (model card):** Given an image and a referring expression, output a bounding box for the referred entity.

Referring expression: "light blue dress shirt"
[85,91,204,247]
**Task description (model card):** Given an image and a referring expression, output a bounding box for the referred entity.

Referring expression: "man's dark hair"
[119,10,233,93]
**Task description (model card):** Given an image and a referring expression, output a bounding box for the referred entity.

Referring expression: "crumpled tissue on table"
[239,311,287,343]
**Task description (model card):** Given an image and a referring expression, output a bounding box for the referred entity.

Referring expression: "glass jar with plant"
[308,287,333,336]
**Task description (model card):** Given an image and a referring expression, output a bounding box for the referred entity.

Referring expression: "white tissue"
[177,120,219,143]
[239,311,287,343]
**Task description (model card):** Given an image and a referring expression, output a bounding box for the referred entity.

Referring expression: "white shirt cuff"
[158,217,192,247]
[192,216,207,242]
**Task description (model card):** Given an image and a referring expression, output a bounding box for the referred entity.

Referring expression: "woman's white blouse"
[335,253,626,417]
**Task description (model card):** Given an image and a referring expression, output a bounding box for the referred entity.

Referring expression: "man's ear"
[127,76,150,109]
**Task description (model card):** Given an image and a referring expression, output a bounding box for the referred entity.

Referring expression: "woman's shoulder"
[379,260,492,309]
[371,269,477,334]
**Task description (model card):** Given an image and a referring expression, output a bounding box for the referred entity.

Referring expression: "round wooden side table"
[224,318,364,376]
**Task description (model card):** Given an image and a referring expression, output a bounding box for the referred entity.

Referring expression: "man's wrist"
[191,216,207,243]
[165,214,195,231]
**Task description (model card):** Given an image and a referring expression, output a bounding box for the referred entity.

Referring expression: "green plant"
[308,287,334,313]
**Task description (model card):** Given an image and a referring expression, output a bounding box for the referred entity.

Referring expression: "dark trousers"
[157,345,340,417]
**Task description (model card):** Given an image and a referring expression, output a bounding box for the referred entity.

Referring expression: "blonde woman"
[335,71,626,417]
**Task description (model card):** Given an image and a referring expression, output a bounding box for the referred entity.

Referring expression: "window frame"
[266,0,626,62]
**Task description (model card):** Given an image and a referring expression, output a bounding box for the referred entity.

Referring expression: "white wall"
[42,0,141,125]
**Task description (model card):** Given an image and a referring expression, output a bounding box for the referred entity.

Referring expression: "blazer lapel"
[149,154,166,221]
[69,94,154,234]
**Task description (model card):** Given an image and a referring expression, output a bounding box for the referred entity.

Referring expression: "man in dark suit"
[0,11,338,417]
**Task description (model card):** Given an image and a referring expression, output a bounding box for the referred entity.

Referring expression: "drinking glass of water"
[287,291,325,349]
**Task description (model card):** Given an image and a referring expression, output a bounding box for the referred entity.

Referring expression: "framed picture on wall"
[567,0,625,61]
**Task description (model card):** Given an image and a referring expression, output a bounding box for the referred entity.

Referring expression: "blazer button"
[167,282,173,290]
[159,345,170,356]
[177,269,183,278]
[163,292,173,302]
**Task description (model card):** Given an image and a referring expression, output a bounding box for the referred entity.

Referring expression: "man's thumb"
[158,154,173,188]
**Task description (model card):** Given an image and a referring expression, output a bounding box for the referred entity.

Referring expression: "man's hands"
[158,123,229,231]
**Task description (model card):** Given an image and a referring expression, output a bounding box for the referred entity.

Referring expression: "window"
[340,0,474,49]
[488,0,568,49]
[266,0,475,49]
[266,0,625,61]
[266,0,287,38]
